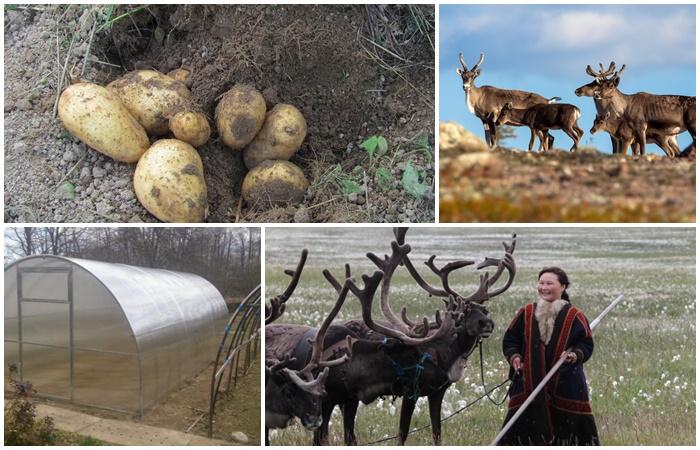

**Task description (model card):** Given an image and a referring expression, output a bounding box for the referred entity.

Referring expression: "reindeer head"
[590,111,613,135]
[265,251,351,431]
[575,62,625,98]
[266,357,328,430]
[495,102,514,126]
[456,52,484,91]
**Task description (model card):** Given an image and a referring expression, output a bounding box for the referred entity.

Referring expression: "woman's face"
[537,272,566,302]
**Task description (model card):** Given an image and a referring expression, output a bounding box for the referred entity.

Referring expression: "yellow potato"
[243,104,307,169]
[241,160,309,208]
[108,70,192,136]
[214,85,266,150]
[58,83,150,163]
[134,139,208,222]
[169,111,211,147]
[167,67,193,88]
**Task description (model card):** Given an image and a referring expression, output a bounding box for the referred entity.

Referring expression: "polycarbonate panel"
[20,301,70,347]
[139,351,158,410]
[73,349,140,413]
[4,266,18,341]
[20,271,69,301]
[67,257,228,354]
[72,267,136,353]
[4,341,19,381]
[21,343,70,399]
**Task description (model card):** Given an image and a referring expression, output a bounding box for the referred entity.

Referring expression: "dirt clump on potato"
[108,70,192,136]
[215,85,267,150]
[241,160,308,208]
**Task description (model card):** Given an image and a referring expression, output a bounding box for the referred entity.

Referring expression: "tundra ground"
[439,122,695,223]
[265,227,695,445]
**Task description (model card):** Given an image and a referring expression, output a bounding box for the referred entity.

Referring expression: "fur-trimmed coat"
[498,300,600,445]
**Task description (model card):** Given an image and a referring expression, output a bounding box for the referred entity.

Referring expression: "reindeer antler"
[265,249,308,325]
[458,52,484,73]
[299,273,354,377]
[466,233,517,303]
[585,61,617,81]
[349,270,455,346]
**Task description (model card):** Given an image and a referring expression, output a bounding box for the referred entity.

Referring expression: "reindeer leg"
[547,133,555,150]
[564,127,580,152]
[398,396,418,445]
[527,128,535,151]
[488,119,498,148]
[611,136,619,154]
[314,401,335,446]
[635,124,647,155]
[342,400,359,446]
[482,120,492,146]
[428,386,449,445]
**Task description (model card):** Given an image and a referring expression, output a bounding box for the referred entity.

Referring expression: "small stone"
[13,142,27,152]
[230,432,249,444]
[128,214,144,223]
[356,195,366,205]
[92,166,106,178]
[62,149,76,162]
[80,166,92,180]
[114,179,129,188]
[293,207,311,223]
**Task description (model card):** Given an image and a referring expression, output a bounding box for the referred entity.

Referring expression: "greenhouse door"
[17,267,73,401]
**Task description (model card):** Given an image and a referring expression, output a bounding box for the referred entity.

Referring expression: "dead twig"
[80,12,98,77]
[53,33,76,118]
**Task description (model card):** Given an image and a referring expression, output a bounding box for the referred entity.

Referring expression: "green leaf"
[339,178,363,195]
[57,181,76,200]
[376,136,388,157]
[401,161,428,199]
[360,135,379,157]
[59,130,73,140]
[375,167,394,192]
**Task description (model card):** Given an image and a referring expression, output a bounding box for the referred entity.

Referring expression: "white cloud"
[536,12,625,50]
[533,9,695,67]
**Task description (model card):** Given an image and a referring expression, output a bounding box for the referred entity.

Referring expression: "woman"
[498,267,599,445]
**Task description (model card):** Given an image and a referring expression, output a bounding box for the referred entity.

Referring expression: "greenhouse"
[4,255,229,415]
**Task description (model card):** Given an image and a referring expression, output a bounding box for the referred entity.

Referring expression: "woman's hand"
[511,355,522,374]
[562,351,578,364]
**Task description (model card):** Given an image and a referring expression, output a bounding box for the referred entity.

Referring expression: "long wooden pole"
[490,294,624,446]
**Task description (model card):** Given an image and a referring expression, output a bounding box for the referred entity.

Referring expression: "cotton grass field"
[265,227,695,445]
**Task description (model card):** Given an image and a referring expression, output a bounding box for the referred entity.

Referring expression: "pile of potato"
[215,85,309,208]
[58,68,309,222]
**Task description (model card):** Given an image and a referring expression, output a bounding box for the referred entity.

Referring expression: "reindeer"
[575,62,687,156]
[576,62,696,155]
[265,250,350,445]
[274,228,516,446]
[457,52,560,149]
[590,112,682,157]
[495,102,583,152]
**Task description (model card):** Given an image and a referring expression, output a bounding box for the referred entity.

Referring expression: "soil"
[4,5,435,223]
[8,358,261,445]
[439,122,696,222]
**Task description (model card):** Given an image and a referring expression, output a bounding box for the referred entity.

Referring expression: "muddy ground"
[4,5,435,223]
[439,122,696,222]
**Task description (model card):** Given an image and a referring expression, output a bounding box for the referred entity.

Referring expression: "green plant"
[401,161,429,199]
[4,365,57,446]
[361,135,388,169]
[374,166,394,191]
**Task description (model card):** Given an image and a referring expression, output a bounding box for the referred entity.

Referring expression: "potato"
[58,83,150,163]
[243,104,307,169]
[134,139,208,222]
[108,70,192,136]
[241,160,308,208]
[214,85,266,150]
[167,67,193,88]
[169,111,211,147]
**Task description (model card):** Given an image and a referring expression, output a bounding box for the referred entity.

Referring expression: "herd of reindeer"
[264,228,517,446]
[456,53,696,157]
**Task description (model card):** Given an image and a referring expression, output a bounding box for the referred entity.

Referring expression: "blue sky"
[440,4,696,154]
